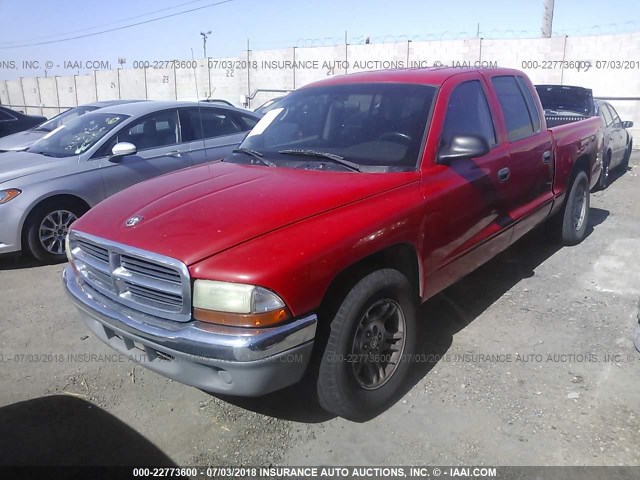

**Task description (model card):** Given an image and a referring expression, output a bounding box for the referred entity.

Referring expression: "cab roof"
[303,67,525,88]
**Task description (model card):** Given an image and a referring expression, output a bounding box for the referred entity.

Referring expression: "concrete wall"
[2,32,639,142]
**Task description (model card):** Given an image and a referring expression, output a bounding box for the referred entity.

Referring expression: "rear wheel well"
[21,194,90,246]
[567,153,593,190]
[573,154,591,180]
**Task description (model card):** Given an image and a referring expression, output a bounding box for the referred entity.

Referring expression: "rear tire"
[620,139,632,171]
[25,200,86,263]
[560,170,590,246]
[317,269,416,422]
[597,152,611,190]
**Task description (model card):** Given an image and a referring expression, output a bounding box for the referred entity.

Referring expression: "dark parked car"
[0,106,46,140]
[0,100,145,153]
[200,99,235,107]
[594,100,634,188]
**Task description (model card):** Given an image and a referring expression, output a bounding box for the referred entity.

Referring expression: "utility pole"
[200,30,212,58]
[541,0,555,37]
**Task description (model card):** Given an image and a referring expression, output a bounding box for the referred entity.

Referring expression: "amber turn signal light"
[193,307,290,327]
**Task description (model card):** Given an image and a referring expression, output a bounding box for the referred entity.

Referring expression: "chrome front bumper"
[63,266,317,395]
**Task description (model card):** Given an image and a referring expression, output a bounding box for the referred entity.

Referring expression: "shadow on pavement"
[400,208,608,401]
[214,364,335,423]
[0,253,46,271]
[606,160,633,188]
[0,395,175,466]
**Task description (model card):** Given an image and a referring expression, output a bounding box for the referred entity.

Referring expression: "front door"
[99,109,192,197]
[421,75,512,297]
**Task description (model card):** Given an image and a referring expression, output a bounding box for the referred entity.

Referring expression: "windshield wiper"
[278,149,361,172]
[231,147,277,167]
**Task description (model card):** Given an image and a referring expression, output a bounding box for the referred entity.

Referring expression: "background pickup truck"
[64,67,604,422]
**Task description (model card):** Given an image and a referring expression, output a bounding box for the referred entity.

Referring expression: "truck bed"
[549,116,604,194]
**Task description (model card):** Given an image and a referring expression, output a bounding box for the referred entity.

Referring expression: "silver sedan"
[0,99,146,153]
[0,100,259,262]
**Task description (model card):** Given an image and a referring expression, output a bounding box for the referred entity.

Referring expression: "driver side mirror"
[622,120,634,129]
[437,135,490,165]
[109,142,137,163]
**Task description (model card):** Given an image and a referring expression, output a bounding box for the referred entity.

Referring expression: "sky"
[0,0,639,79]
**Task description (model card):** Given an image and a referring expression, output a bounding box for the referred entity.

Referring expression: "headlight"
[192,280,290,327]
[0,189,21,204]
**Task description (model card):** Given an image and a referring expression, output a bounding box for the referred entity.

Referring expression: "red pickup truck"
[63,68,603,421]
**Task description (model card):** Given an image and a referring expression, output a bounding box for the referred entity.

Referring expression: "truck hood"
[0,130,45,152]
[74,161,419,266]
[0,151,72,185]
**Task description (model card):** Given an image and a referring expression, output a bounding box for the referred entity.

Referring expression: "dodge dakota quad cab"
[63,68,603,421]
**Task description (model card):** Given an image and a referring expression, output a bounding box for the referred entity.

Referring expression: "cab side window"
[491,76,536,141]
[515,76,541,132]
[441,80,496,149]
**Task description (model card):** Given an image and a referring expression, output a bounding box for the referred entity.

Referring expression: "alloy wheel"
[350,299,406,390]
[39,209,77,255]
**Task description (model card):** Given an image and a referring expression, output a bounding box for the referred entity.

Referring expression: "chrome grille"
[69,231,191,322]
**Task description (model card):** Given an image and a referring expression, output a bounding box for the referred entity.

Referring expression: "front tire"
[560,170,590,246]
[25,200,85,263]
[317,269,416,422]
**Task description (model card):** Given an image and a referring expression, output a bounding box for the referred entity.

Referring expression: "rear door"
[488,74,554,243]
[178,107,255,165]
[98,109,192,197]
[603,103,627,167]
[420,74,512,296]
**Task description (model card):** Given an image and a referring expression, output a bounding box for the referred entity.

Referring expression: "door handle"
[497,167,510,182]
[542,151,552,164]
[165,151,183,157]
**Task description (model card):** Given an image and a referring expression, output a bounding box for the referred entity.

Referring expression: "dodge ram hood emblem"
[125,215,144,227]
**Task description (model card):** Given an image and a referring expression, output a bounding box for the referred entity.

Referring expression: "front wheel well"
[21,194,90,245]
[317,244,421,325]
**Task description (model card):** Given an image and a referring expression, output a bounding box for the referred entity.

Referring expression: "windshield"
[238,83,436,171]
[28,112,129,158]
[33,105,100,132]
[535,86,593,116]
